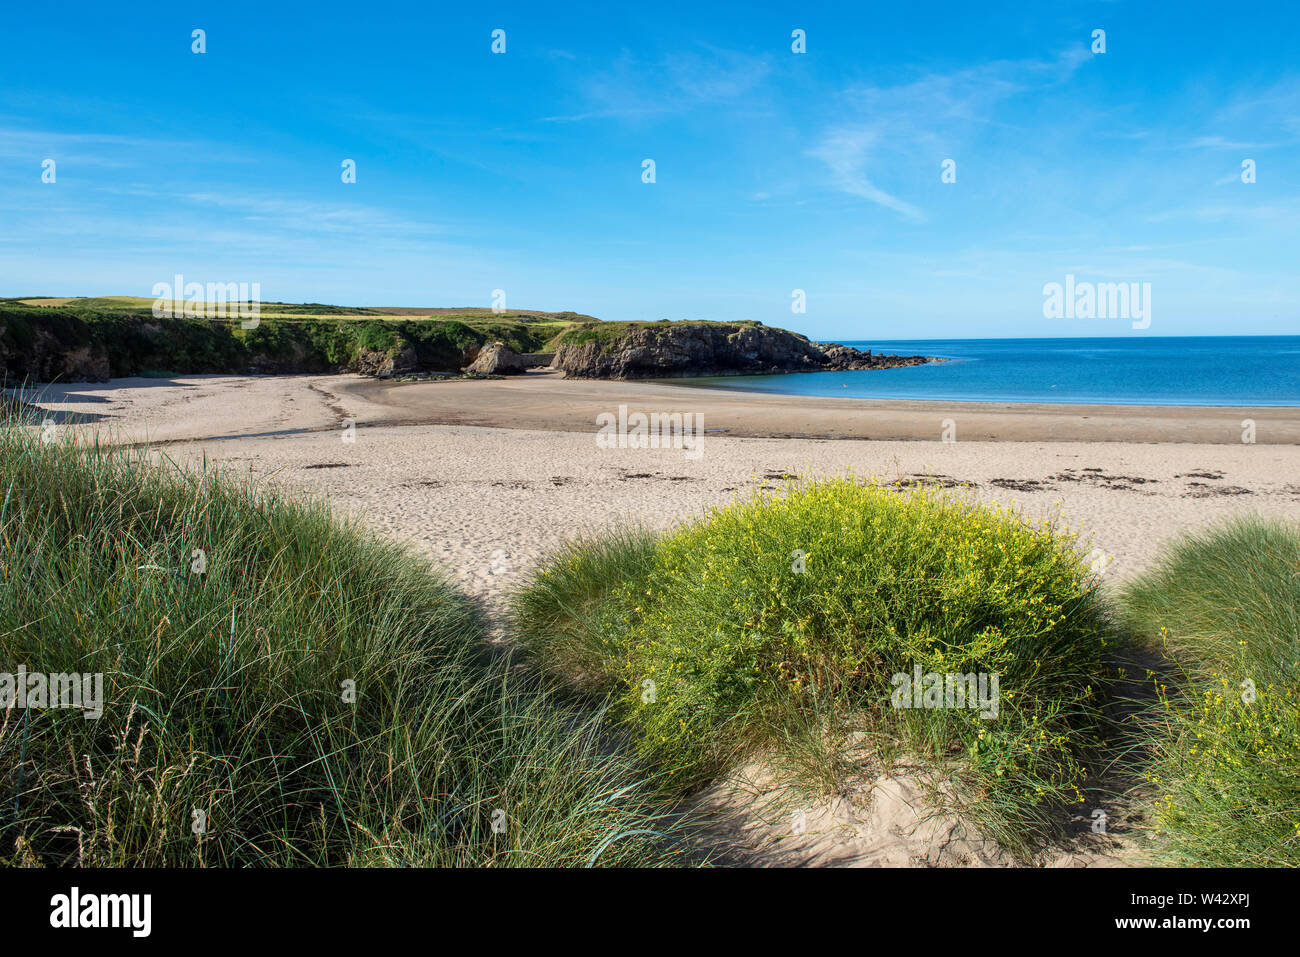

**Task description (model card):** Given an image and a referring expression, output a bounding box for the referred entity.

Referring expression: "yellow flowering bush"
[516,477,1114,855]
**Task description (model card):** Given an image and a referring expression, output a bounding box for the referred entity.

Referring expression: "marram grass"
[0,408,689,867]
[514,477,1117,859]
[1121,516,1300,867]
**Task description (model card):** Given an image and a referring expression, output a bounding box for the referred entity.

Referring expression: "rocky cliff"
[2,307,933,386]
[552,322,933,379]
[0,305,491,383]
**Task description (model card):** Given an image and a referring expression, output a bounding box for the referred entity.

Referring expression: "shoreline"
[11,371,1300,446]
[662,373,1300,410]
[336,371,1300,445]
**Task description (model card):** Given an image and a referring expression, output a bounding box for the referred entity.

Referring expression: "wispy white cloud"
[542,45,771,123]
[807,49,1090,221]
[177,190,445,235]
[1186,134,1267,150]
[807,128,924,222]
[1144,198,1300,223]
[0,126,254,166]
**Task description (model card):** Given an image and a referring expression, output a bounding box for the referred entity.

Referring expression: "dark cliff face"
[0,310,113,382]
[552,323,933,379]
[0,307,482,383]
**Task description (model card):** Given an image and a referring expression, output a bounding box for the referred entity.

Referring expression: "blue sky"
[2,0,1297,339]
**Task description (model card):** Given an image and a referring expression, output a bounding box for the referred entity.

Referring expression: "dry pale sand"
[19,373,1297,601]
[13,373,1300,866]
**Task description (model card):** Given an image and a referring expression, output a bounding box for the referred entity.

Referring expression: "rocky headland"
[551,321,935,380]
[1,304,934,385]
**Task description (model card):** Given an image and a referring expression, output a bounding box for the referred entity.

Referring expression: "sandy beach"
[17,371,1300,606]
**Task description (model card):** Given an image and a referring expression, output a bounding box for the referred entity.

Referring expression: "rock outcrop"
[351,344,420,378]
[466,342,527,375]
[819,343,930,371]
[553,322,933,380]
[464,343,556,375]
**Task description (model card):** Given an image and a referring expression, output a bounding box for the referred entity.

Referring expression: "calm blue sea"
[681,337,1300,407]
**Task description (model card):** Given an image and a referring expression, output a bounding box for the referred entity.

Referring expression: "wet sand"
[337,370,1300,444]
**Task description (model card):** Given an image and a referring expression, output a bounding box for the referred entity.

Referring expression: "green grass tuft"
[1121,516,1300,866]
[0,410,689,867]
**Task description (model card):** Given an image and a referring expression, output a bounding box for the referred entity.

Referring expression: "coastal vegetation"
[516,485,1300,865]
[0,409,690,867]
[1121,518,1300,866]
[554,318,768,352]
[0,299,585,382]
[513,478,1116,859]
